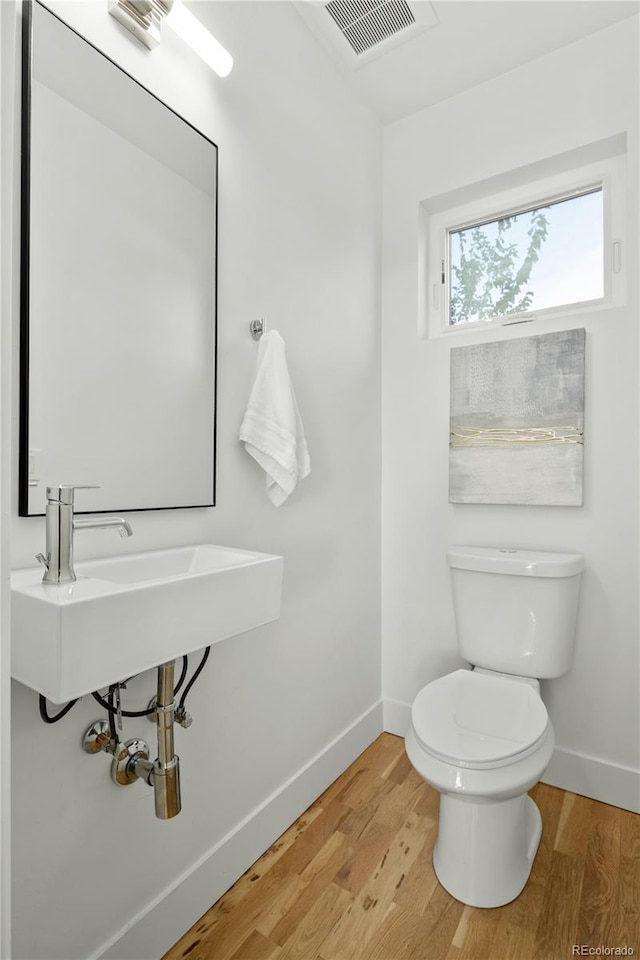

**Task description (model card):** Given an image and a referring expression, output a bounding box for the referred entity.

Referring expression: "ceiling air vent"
[325,0,415,57]
[295,0,437,70]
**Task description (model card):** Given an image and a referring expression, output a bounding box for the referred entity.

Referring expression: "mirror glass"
[20,1,217,516]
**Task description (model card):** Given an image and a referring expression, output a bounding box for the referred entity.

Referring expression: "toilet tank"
[448,546,584,679]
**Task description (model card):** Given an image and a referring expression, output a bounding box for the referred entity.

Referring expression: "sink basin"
[11,544,283,703]
[78,545,265,585]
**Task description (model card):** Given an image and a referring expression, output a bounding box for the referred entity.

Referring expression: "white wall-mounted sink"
[11,544,283,703]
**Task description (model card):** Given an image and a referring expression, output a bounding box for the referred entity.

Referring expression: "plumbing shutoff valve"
[111,738,152,786]
[82,719,116,756]
[175,706,193,728]
[83,722,152,786]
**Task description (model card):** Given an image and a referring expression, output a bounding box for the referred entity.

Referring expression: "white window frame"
[425,155,626,339]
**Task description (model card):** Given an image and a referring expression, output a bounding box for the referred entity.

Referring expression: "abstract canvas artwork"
[449,329,585,506]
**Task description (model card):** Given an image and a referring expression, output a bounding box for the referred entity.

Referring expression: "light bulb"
[167,2,233,77]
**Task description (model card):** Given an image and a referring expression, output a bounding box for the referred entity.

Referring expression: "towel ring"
[249,319,266,341]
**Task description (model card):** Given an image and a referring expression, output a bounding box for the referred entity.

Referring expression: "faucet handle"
[46,484,100,505]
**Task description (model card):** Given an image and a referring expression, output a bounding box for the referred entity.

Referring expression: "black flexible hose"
[174,655,189,696]
[107,685,117,743]
[38,695,79,724]
[37,654,193,727]
[91,689,155,718]
[91,655,190,718]
[178,646,211,712]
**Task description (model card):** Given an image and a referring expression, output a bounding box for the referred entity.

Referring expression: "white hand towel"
[239,330,310,506]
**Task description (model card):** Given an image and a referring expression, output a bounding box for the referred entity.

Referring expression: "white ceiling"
[295,1,640,124]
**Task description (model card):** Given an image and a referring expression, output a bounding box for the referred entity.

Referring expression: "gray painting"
[449,329,585,506]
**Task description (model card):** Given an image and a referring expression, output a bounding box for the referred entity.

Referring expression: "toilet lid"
[411,670,549,768]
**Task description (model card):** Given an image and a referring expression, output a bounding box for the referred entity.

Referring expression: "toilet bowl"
[405,669,555,908]
[404,546,582,908]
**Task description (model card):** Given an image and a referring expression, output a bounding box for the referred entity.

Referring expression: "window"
[449,188,603,326]
[424,154,625,338]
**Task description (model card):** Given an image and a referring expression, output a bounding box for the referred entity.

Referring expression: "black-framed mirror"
[20,1,218,516]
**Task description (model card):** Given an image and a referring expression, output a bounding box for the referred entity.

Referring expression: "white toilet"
[405,545,583,909]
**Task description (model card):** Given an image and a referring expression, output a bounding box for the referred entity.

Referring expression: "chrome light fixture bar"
[108,0,233,76]
[108,0,171,50]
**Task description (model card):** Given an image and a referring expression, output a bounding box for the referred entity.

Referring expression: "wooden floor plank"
[162,802,350,960]
[619,807,640,912]
[576,816,621,945]
[318,811,425,960]
[533,850,584,960]
[200,802,325,920]
[228,930,282,960]
[607,807,640,952]
[267,833,349,945]
[449,903,502,959]
[483,920,536,960]
[406,880,466,960]
[163,734,640,960]
[372,772,430,831]
[253,875,306,941]
[554,790,620,861]
[392,820,439,917]
[385,749,414,785]
[364,902,425,960]
[334,817,398,896]
[277,884,352,960]
[335,776,395,840]
[334,735,407,808]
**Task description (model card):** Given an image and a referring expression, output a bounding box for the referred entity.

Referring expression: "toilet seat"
[411,669,549,770]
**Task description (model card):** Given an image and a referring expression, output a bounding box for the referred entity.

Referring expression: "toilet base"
[433,792,542,908]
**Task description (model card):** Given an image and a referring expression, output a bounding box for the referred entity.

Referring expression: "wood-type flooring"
[163,733,640,960]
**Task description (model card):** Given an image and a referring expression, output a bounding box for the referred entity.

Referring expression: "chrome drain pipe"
[105,659,182,819]
[151,659,182,819]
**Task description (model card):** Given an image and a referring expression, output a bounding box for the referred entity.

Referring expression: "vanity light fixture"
[108,0,233,77]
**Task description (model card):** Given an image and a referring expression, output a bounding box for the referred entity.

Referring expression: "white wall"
[381,20,639,811]
[9,4,382,958]
[0,2,21,953]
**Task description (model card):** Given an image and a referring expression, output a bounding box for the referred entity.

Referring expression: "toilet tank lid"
[447,546,584,578]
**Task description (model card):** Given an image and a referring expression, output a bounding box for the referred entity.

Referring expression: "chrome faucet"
[36,484,133,584]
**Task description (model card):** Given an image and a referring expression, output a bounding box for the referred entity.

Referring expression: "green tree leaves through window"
[447,187,605,325]
[449,207,550,325]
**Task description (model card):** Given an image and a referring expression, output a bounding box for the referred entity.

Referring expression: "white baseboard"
[382,697,640,814]
[96,700,384,960]
[542,746,640,813]
[383,697,411,737]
